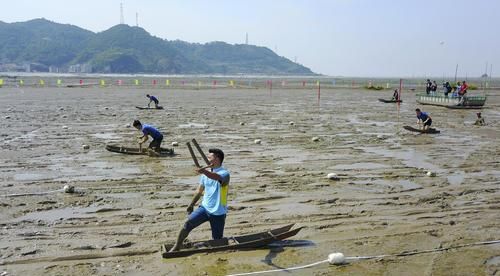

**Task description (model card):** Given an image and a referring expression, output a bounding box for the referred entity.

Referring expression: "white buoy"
[312,137,320,142]
[254,139,262,144]
[426,171,436,177]
[82,144,90,150]
[63,185,75,193]
[171,141,179,146]
[62,126,68,129]
[328,252,346,265]
[289,121,295,126]
[327,173,339,180]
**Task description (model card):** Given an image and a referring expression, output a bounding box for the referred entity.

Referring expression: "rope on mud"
[1,184,161,198]
[1,189,62,198]
[226,239,500,276]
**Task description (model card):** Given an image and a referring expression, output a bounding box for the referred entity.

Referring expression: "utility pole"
[136,12,139,27]
[245,33,248,45]
[120,3,124,24]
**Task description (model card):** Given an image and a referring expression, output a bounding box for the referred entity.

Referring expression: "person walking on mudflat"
[169,148,230,252]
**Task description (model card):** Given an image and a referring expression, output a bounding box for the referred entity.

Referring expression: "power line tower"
[120,3,124,24]
[245,33,248,45]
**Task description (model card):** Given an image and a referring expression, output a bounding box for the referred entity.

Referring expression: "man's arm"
[196,168,229,187]
[138,134,149,145]
[187,185,204,214]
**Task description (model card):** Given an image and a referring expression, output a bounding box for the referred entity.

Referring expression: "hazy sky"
[1,0,499,77]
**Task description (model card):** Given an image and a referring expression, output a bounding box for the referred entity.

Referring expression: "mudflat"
[1,87,499,275]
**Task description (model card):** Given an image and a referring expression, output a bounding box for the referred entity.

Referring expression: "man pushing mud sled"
[161,139,302,258]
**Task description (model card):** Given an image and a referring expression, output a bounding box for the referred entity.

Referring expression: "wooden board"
[378,98,402,103]
[105,144,174,156]
[403,125,440,134]
[161,224,302,258]
[135,106,164,110]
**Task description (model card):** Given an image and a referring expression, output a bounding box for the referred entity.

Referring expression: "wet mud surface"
[1,87,499,275]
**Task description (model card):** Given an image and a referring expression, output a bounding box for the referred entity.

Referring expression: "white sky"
[1,0,499,77]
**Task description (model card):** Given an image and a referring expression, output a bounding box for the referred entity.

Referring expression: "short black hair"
[146,94,150,97]
[415,108,421,112]
[133,120,142,127]
[209,148,224,163]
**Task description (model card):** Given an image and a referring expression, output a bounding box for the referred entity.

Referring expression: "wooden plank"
[186,142,200,167]
[191,139,210,165]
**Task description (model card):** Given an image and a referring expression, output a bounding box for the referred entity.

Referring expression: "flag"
[19,79,24,86]
[57,79,62,86]
[40,79,45,86]
[135,79,139,85]
[316,80,320,86]
[166,79,170,86]
[100,80,106,86]
[230,80,234,87]
[0,79,3,86]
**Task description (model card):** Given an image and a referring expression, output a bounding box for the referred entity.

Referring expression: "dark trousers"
[183,206,226,239]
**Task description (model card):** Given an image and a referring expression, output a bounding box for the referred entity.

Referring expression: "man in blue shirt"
[146,94,159,108]
[415,108,432,131]
[132,120,163,153]
[169,148,230,252]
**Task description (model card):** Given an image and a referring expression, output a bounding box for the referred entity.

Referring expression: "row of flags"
[0,79,329,87]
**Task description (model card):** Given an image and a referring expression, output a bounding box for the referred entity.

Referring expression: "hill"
[0,19,315,75]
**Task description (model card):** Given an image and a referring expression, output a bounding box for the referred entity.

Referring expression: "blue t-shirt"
[200,166,230,216]
[417,112,430,121]
[149,96,159,103]
[142,124,162,140]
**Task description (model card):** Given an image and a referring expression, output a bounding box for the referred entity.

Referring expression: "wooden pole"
[191,139,210,165]
[317,82,321,105]
[399,78,403,101]
[186,142,200,168]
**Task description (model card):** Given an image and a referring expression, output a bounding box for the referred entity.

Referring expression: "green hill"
[0,19,315,75]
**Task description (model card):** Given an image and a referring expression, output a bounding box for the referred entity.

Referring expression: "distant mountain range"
[0,19,315,75]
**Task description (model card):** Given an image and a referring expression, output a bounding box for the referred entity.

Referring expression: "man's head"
[133,120,142,130]
[146,94,151,98]
[477,112,482,118]
[415,108,421,116]
[463,80,467,84]
[208,148,224,166]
